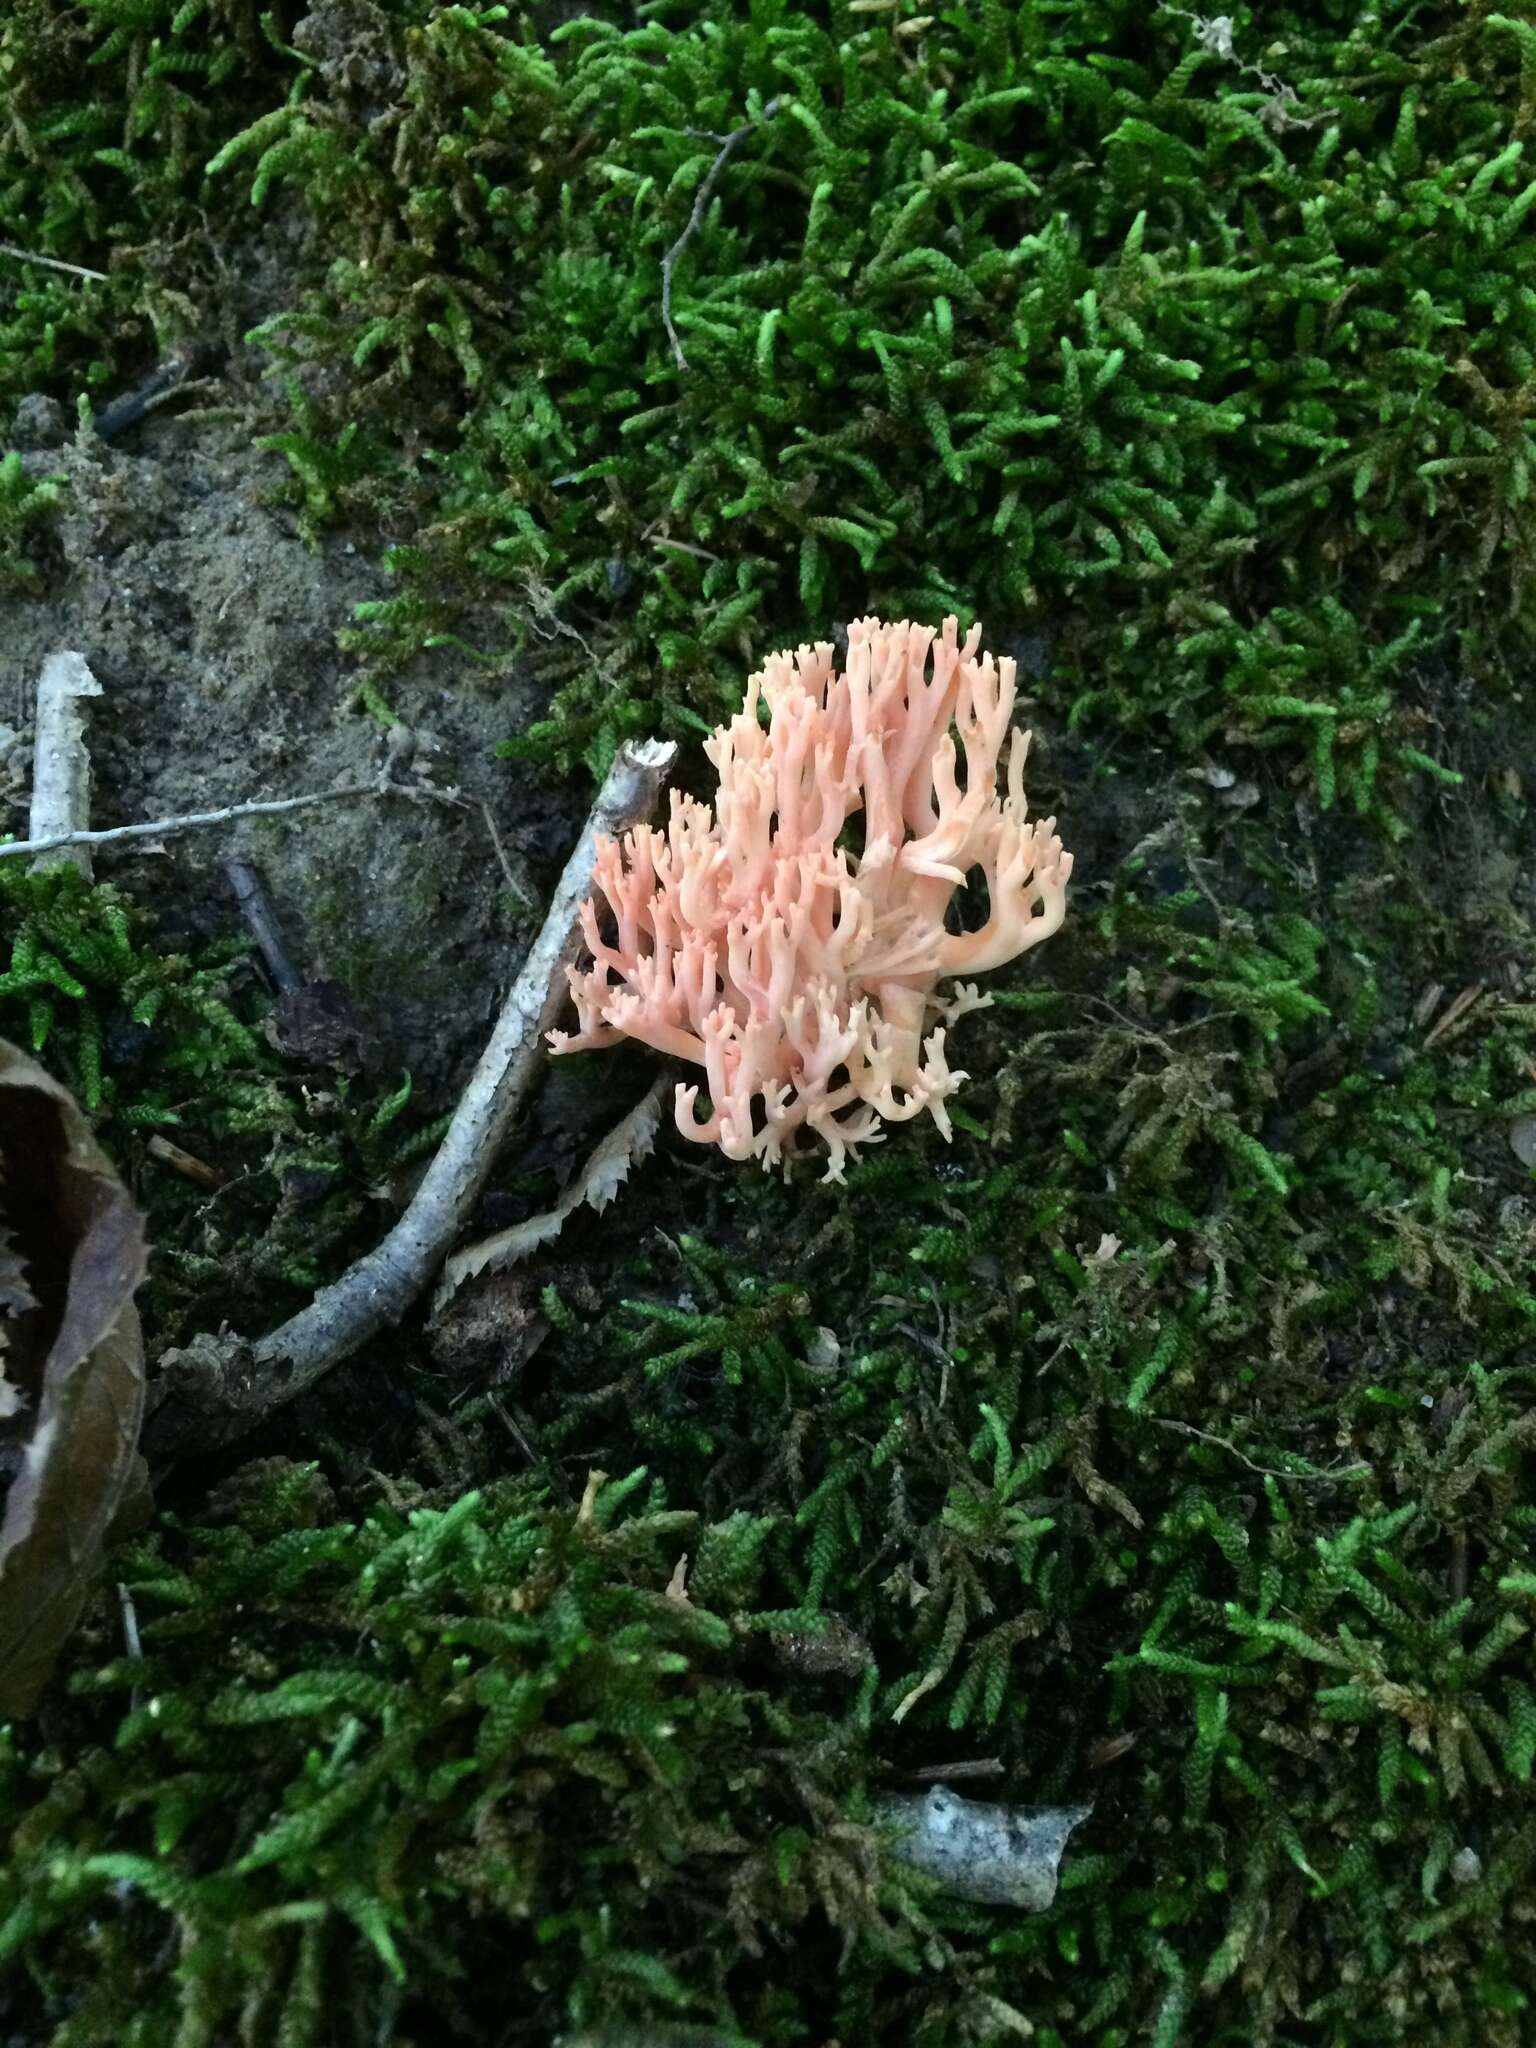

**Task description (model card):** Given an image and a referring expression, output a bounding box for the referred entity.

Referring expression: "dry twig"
[0,243,107,283]
[27,652,103,879]
[661,99,782,370]
[92,347,211,442]
[144,739,678,1462]
[5,781,382,863]
[1422,984,1484,1049]
[146,1136,227,1192]
[1144,1413,1368,1483]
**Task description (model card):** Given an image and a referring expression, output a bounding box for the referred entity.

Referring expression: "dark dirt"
[7,394,586,1101]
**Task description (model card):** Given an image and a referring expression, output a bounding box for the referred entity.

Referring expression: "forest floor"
[3,5,1536,2047]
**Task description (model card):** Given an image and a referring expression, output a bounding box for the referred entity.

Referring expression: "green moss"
[0,1468,918,2046]
[0,448,64,589]
[0,0,290,399]
[204,0,1536,792]
[0,862,442,1336]
[3,4,1536,2045]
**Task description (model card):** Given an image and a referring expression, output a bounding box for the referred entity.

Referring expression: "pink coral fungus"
[549,616,1073,1180]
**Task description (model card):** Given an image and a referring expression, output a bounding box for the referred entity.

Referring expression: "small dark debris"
[92,346,214,443]
[1006,628,1052,681]
[428,1269,550,1386]
[1145,857,1190,899]
[103,1011,157,1069]
[279,1166,337,1209]
[267,979,371,1074]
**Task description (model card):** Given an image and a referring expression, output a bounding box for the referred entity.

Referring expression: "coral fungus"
[550,617,1072,1179]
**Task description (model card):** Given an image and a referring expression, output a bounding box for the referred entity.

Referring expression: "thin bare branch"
[27,652,103,879]
[4,782,381,863]
[144,738,679,1462]
[1144,1414,1369,1484]
[661,99,782,371]
[0,242,108,282]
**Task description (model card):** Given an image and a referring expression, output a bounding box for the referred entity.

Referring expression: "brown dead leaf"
[0,1185,40,1422]
[434,1080,667,1313]
[0,1040,148,1717]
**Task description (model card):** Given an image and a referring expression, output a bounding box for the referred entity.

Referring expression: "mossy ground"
[3,4,1536,2044]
